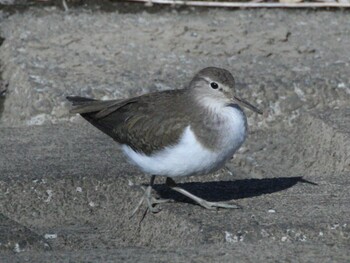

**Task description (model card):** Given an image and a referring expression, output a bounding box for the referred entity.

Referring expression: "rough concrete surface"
[0,3,349,262]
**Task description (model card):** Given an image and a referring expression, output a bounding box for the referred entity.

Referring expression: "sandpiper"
[67,67,262,216]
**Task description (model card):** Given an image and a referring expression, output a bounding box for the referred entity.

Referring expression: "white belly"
[121,107,247,177]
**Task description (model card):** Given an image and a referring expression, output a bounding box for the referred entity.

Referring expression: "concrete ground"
[0,3,349,262]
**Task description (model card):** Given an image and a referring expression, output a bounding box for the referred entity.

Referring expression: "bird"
[66,67,263,216]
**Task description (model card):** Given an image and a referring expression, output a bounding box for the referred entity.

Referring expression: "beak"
[234,96,263,115]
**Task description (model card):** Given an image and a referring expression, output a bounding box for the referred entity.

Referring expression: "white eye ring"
[210,82,219,89]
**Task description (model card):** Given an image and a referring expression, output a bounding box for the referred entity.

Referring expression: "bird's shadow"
[153,176,317,204]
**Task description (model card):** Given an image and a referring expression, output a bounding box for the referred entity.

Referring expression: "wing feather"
[67,90,191,155]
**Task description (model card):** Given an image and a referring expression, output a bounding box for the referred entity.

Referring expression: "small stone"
[44,233,57,239]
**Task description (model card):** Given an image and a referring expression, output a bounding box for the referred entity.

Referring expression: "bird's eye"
[210,82,219,89]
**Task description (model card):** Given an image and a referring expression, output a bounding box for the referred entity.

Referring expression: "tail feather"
[66,96,116,114]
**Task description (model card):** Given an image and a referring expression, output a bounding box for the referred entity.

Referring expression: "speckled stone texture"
[0,7,349,128]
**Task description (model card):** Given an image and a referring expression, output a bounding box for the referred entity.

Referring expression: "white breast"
[121,106,247,177]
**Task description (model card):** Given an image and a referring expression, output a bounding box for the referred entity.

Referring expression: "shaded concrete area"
[1,243,349,263]
[1,110,349,261]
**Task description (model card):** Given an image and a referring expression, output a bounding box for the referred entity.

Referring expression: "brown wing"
[67,90,191,155]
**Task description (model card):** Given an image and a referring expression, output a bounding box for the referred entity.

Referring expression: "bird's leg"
[130,175,158,217]
[130,175,172,218]
[165,177,241,210]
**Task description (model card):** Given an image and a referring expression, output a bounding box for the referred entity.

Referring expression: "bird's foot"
[165,177,241,210]
[130,184,172,218]
[194,199,241,210]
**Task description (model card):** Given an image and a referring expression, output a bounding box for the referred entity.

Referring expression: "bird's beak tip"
[234,96,263,115]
